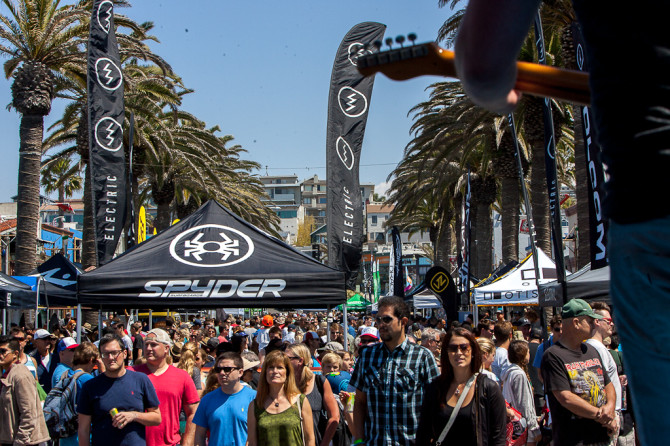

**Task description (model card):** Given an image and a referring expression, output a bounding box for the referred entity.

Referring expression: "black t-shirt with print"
[541,341,611,446]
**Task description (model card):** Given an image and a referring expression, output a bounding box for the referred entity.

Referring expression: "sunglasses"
[0,347,13,356]
[12,336,26,342]
[213,366,240,374]
[101,350,124,359]
[375,315,395,325]
[600,317,614,324]
[447,343,471,354]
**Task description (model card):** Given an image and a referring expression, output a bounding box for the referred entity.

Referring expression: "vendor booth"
[538,263,610,306]
[472,249,558,306]
[78,200,346,309]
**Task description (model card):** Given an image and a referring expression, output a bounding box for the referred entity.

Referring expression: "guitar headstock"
[356,37,457,81]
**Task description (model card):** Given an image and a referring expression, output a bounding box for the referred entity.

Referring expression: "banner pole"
[98,310,103,341]
[149,309,153,330]
[343,303,348,351]
[2,308,6,335]
[76,304,82,343]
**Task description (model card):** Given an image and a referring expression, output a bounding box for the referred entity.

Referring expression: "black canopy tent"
[30,253,81,307]
[78,200,346,309]
[539,263,610,306]
[0,272,35,308]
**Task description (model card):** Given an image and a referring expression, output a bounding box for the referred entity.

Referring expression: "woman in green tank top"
[247,350,315,446]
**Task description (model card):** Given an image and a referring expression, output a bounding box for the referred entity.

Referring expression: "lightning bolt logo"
[345,93,358,113]
[105,122,116,146]
[337,87,368,118]
[97,1,114,34]
[95,58,123,91]
[94,118,123,152]
[102,63,114,85]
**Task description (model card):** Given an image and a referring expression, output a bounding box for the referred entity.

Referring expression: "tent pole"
[149,309,153,330]
[2,308,6,334]
[326,305,331,341]
[35,277,41,330]
[342,304,348,351]
[98,310,103,341]
[76,304,82,343]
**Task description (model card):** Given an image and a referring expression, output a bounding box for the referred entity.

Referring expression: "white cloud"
[375,180,392,198]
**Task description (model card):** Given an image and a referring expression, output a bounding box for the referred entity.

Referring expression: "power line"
[264,162,398,170]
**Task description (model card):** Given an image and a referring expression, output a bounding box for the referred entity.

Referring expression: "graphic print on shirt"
[565,358,607,407]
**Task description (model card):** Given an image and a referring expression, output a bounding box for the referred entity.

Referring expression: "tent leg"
[149,309,153,330]
[342,304,348,351]
[2,308,6,335]
[326,305,331,341]
[76,304,82,343]
[98,310,103,341]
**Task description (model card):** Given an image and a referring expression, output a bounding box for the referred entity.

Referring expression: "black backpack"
[43,370,86,439]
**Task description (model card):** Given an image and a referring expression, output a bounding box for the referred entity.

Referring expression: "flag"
[389,226,405,297]
[326,22,386,290]
[138,206,146,244]
[534,12,567,290]
[572,22,608,269]
[87,0,127,265]
[458,168,472,296]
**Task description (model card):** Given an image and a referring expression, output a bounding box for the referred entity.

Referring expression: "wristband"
[353,440,364,445]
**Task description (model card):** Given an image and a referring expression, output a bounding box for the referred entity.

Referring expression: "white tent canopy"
[412,288,443,309]
[473,249,558,306]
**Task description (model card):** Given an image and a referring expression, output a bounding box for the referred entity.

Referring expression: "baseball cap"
[82,322,93,333]
[360,326,379,339]
[242,357,261,372]
[318,341,344,353]
[57,337,79,352]
[192,319,202,326]
[261,315,274,327]
[561,299,604,320]
[304,331,320,342]
[232,331,248,338]
[206,337,220,350]
[146,328,173,346]
[325,371,351,394]
[517,318,531,327]
[34,329,56,340]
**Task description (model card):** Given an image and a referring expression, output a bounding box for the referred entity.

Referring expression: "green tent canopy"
[337,293,371,310]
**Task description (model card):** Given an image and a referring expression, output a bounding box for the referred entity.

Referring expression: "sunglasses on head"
[12,336,25,342]
[375,315,394,324]
[447,343,471,354]
[213,366,240,374]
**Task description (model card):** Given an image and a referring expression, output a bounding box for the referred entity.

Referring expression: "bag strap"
[436,373,478,446]
[296,394,306,446]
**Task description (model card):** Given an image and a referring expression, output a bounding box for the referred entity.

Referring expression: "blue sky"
[0,1,457,203]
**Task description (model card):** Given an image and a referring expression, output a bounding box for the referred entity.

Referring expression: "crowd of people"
[0,296,634,445]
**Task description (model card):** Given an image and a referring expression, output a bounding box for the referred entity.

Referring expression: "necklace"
[454,382,466,396]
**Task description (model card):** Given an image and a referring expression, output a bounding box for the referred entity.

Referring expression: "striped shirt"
[350,338,439,445]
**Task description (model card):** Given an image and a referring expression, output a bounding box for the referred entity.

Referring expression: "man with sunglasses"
[77,334,161,446]
[586,302,624,442]
[541,299,616,446]
[193,352,256,446]
[131,328,200,446]
[350,296,439,446]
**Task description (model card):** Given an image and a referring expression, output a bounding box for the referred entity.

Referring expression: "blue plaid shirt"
[350,338,439,445]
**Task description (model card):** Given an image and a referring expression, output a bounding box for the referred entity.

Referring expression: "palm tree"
[40,155,82,226]
[0,0,90,273]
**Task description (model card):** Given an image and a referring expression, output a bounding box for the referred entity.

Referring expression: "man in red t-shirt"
[132,328,200,446]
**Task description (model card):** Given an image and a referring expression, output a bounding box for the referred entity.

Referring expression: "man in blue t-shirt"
[77,334,161,446]
[193,352,256,446]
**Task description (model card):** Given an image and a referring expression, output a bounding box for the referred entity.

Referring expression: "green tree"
[296,215,315,247]
[40,155,82,226]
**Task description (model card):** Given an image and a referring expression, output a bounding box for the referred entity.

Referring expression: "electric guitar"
[356,40,590,105]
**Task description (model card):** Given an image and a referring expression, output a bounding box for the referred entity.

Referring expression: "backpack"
[314,374,353,446]
[43,370,86,439]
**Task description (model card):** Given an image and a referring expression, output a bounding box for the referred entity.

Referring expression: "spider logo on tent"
[169,224,254,268]
[184,232,239,261]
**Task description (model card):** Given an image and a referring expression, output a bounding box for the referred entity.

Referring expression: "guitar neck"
[357,42,591,106]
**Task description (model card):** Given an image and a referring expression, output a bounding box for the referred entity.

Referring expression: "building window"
[303,198,312,205]
[317,185,326,191]
[304,185,313,191]
[318,197,327,204]
[278,210,298,219]
[318,210,326,217]
[371,215,378,225]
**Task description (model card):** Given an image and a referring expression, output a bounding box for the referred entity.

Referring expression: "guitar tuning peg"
[373,40,383,51]
[395,35,405,47]
[385,37,394,49]
[408,33,417,44]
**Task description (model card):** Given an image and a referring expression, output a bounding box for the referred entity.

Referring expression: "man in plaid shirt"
[350,296,439,445]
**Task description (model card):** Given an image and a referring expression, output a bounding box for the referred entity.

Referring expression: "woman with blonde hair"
[477,337,499,384]
[177,341,204,392]
[247,350,315,446]
[285,344,339,446]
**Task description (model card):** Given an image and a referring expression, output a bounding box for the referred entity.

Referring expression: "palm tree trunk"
[572,105,591,269]
[57,186,65,228]
[82,161,97,269]
[435,219,451,269]
[501,176,520,264]
[473,202,493,280]
[15,114,43,275]
[530,143,551,254]
[155,200,172,232]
